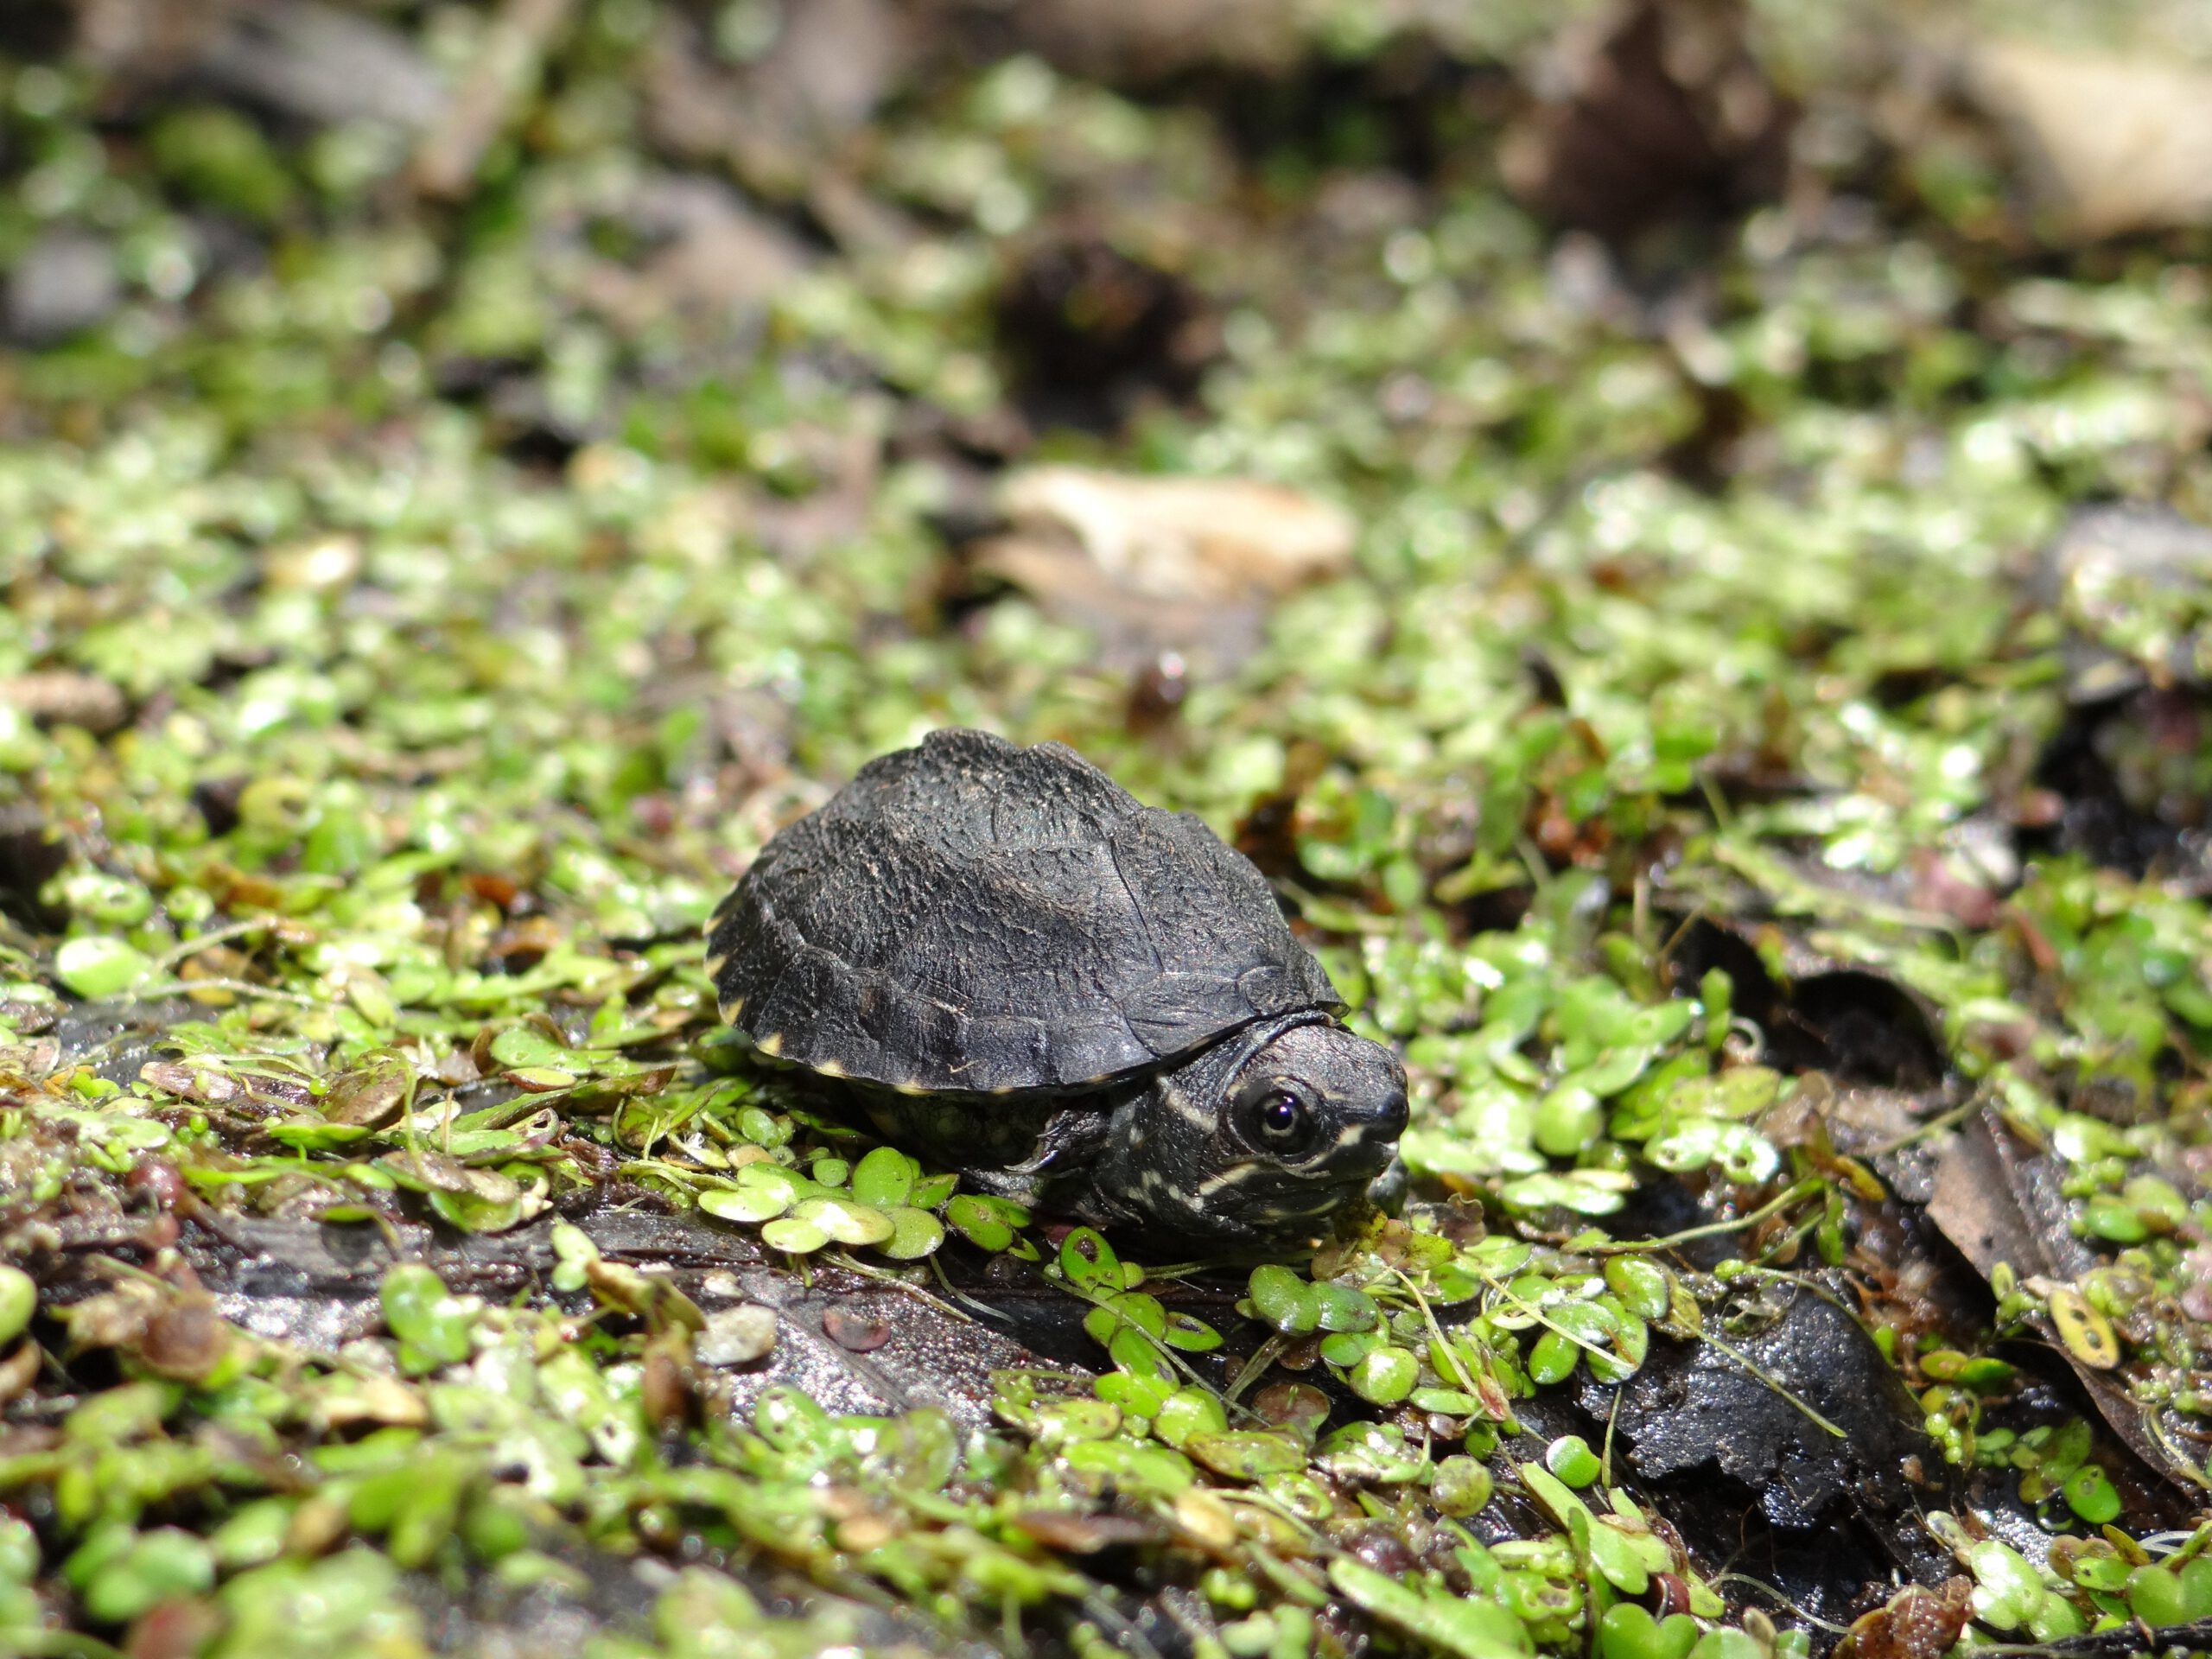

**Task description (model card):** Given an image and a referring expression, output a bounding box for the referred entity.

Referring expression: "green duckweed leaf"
[54,937,156,999]
[1604,1256,1671,1321]
[1094,1368,1176,1419]
[1316,1421,1427,1484]
[760,1217,829,1254]
[880,1205,946,1258]
[1185,1430,1307,1481]
[699,1184,795,1224]
[1349,1345,1419,1405]
[1058,1228,1121,1293]
[1328,1556,1534,1657]
[791,1196,895,1246]
[1060,1438,1194,1497]
[379,1264,473,1370]
[79,1527,215,1624]
[1431,1455,1493,1516]
[488,1027,570,1070]
[1313,1281,1381,1332]
[945,1194,1014,1251]
[2049,1285,2120,1370]
[909,1172,958,1210]
[1160,1310,1222,1352]
[1248,1264,1319,1334]
[0,1266,35,1345]
[1152,1388,1228,1449]
[850,1145,918,1207]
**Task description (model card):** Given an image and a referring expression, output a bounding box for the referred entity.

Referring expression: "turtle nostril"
[1377,1089,1408,1137]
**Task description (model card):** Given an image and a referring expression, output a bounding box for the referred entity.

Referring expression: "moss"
[6,5,2212,1654]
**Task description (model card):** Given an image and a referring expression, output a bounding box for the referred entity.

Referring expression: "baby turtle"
[707,728,1408,1248]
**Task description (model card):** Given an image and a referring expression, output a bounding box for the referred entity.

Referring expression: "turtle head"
[1090,1014,1408,1249]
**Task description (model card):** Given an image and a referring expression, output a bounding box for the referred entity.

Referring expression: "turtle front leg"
[984,1101,1114,1213]
[857,1087,1060,1193]
[857,1084,1129,1215]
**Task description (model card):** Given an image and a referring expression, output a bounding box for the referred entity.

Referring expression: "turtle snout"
[1350,1051,1408,1146]
[1333,1074,1407,1178]
[1373,1079,1408,1140]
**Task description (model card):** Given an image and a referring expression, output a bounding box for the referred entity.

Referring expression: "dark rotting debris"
[1666,918,1948,1090]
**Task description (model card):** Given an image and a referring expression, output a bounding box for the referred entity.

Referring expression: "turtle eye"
[1236,1080,1321,1158]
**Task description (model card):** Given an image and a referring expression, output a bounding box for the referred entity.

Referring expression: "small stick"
[412,0,576,200]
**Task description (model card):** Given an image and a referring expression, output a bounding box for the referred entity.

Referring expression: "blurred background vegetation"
[10,1,2212,1656]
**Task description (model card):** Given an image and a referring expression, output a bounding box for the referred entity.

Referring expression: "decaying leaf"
[995,235,1218,429]
[696,1303,777,1367]
[974,466,1357,671]
[1962,40,2212,238]
[1928,1110,2190,1485]
[1834,1577,1974,1659]
[0,671,128,734]
[1500,0,1795,246]
[950,0,1300,81]
[76,0,449,130]
[996,466,1356,603]
[60,1277,234,1384]
[1667,918,1948,1090]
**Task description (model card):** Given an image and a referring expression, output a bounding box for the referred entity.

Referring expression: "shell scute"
[708,728,1341,1095]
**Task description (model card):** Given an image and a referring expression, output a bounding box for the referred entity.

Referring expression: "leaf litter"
[9,0,2212,1654]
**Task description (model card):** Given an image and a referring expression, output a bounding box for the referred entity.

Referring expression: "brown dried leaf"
[140,1061,241,1105]
[996,467,1355,605]
[1929,1110,2188,1484]
[978,467,1356,672]
[963,0,1297,81]
[571,178,811,332]
[0,1341,40,1407]
[61,1281,162,1351]
[1010,1510,1162,1553]
[637,0,912,203]
[137,1294,232,1383]
[1965,41,2212,239]
[1835,1577,1974,1659]
[696,1304,776,1367]
[122,1593,223,1659]
[322,1062,410,1129]
[823,1308,892,1352]
[312,1372,429,1431]
[641,1327,697,1429]
[79,0,447,130]
[0,671,128,733]
[410,0,575,200]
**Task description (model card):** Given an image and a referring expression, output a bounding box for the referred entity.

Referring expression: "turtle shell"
[707,728,1342,1095]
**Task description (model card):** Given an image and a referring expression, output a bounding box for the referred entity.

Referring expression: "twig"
[1584,1178,1822,1255]
[130,976,319,1007]
[154,917,277,969]
[412,0,576,200]
[1221,1331,1287,1408]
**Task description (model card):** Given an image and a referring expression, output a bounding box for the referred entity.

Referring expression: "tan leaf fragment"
[1966,40,2212,238]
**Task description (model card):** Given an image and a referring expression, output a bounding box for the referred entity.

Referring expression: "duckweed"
[7,0,2212,1652]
